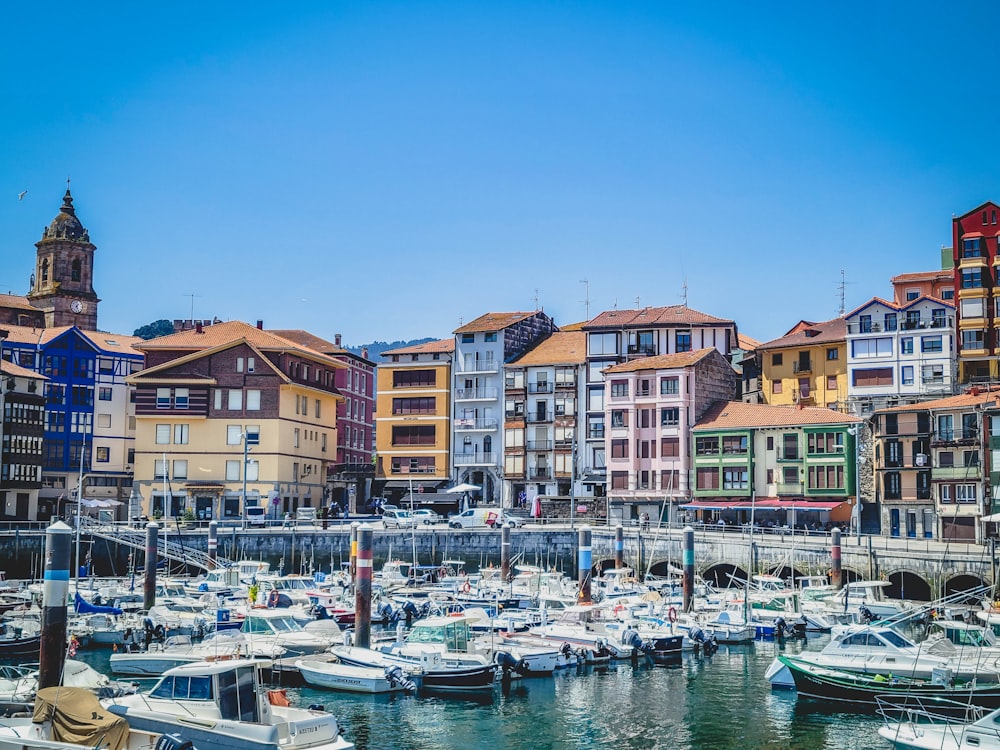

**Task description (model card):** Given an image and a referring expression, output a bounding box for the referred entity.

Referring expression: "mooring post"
[350,522,359,589]
[144,522,158,612]
[831,527,843,590]
[207,520,218,570]
[683,526,695,613]
[355,524,373,649]
[578,525,592,604]
[39,521,72,690]
[500,523,511,584]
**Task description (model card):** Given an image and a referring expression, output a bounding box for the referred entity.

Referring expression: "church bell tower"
[26,187,100,329]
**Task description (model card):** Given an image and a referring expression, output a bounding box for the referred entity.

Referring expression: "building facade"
[757,319,847,411]
[688,402,860,529]
[453,312,556,506]
[129,321,344,522]
[0,359,46,520]
[890,270,954,307]
[375,339,454,500]
[503,329,589,509]
[582,305,739,504]
[603,348,738,523]
[952,201,1000,383]
[844,296,957,415]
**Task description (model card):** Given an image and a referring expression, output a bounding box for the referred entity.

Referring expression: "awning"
[382,480,447,491]
[79,498,122,509]
[679,501,746,510]
[680,499,847,511]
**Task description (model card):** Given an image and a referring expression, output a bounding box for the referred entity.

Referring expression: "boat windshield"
[879,630,914,648]
[268,616,302,633]
[409,622,469,651]
[150,675,213,701]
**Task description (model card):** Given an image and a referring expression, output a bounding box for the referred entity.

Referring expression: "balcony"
[455,387,499,401]
[627,345,657,356]
[504,378,525,391]
[792,360,812,374]
[528,383,552,394]
[530,468,551,480]
[555,379,577,390]
[454,452,495,466]
[587,428,605,440]
[776,482,803,495]
[847,322,882,334]
[776,451,801,462]
[459,360,498,373]
[527,413,553,424]
[504,410,525,421]
[526,440,553,451]
[792,391,814,405]
[454,417,498,431]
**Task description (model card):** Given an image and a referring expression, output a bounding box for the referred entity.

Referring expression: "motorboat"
[528,605,635,659]
[295,659,417,694]
[104,659,354,750]
[330,645,498,693]
[109,632,284,677]
[0,687,164,750]
[878,695,1000,749]
[239,610,337,657]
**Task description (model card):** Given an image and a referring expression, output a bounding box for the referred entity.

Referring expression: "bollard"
[615,525,624,569]
[39,521,72,690]
[207,521,218,570]
[350,522,359,589]
[831,527,843,590]
[682,526,695,613]
[578,526,592,604]
[144,522,158,612]
[500,523,511,584]
[355,524,373,649]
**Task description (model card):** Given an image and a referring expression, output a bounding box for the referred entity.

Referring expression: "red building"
[951,201,1000,383]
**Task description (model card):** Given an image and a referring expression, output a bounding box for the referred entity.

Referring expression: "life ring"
[668,606,678,624]
[439,566,447,578]
[267,589,280,608]
[461,581,471,594]
[613,603,625,616]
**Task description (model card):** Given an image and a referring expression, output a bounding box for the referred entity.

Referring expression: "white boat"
[104,659,353,750]
[878,695,1000,749]
[0,687,163,750]
[330,645,498,693]
[529,605,635,659]
[239,610,337,657]
[110,632,283,677]
[295,659,417,694]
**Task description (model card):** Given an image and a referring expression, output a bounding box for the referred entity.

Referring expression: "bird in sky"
[17,190,27,201]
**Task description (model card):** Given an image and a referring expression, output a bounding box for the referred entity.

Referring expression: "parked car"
[382,509,414,529]
[448,507,520,529]
[411,509,442,525]
[378,504,400,516]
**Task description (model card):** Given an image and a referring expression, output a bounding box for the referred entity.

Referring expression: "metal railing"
[454,417,499,430]
[455,387,498,400]
[79,517,231,571]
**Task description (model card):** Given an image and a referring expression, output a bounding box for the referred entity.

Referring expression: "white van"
[244,506,267,528]
[448,507,519,529]
[295,507,317,526]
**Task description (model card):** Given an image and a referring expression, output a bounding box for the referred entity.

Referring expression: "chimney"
[256,320,263,330]
[362,347,369,360]
[335,333,342,347]
[195,322,203,334]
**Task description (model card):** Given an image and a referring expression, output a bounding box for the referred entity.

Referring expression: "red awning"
[679,500,747,510]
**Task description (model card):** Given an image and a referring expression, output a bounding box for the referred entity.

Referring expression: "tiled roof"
[890,270,953,284]
[0,360,46,379]
[268,329,341,355]
[694,401,861,430]
[737,333,761,350]
[511,331,586,366]
[757,317,846,350]
[0,294,36,312]
[603,348,718,373]
[454,312,537,334]
[0,325,143,356]
[584,305,733,329]
[557,320,588,332]
[138,320,339,364]
[383,339,455,357]
[879,388,1000,413]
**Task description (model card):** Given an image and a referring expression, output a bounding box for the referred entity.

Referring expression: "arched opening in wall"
[71,258,81,282]
[648,560,683,578]
[596,558,617,573]
[768,565,807,584]
[885,571,932,601]
[702,563,748,590]
[944,574,987,605]
[843,569,862,585]
[41,258,49,282]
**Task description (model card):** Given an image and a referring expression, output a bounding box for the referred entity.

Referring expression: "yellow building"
[375,339,454,497]
[758,318,847,411]
[128,321,345,522]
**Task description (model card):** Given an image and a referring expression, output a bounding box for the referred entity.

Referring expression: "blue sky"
[1,3,995,346]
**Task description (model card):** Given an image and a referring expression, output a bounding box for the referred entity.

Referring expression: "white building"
[845,296,956,415]
[452,311,555,506]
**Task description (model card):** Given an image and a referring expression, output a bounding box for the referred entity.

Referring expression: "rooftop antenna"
[681,278,688,307]
[635,296,640,310]
[533,288,540,311]
[184,293,201,322]
[838,269,847,316]
[580,279,590,320]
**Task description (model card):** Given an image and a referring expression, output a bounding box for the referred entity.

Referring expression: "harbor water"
[75,635,888,750]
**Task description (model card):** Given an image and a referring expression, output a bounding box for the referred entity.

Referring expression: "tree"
[133,319,174,340]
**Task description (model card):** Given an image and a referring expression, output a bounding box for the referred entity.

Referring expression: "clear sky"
[1,3,996,347]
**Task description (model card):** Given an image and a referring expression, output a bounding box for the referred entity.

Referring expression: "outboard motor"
[688,626,718,656]
[594,637,611,659]
[859,605,874,624]
[377,602,394,623]
[401,600,420,625]
[384,665,417,693]
[154,734,193,750]
[774,617,788,641]
[495,650,530,676]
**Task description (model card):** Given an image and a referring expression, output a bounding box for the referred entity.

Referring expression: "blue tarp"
[74,592,123,616]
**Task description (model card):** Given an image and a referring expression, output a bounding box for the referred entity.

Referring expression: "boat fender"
[667,607,678,624]
[267,689,291,707]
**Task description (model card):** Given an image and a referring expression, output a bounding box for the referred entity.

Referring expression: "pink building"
[602,348,737,523]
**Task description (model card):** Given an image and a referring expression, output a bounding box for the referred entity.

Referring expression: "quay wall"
[0,526,992,600]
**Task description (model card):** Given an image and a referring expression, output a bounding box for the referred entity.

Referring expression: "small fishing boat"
[877,695,1000,749]
[331,645,498,693]
[777,654,1000,710]
[295,659,417,694]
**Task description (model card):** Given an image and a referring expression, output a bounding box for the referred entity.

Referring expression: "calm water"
[79,635,888,750]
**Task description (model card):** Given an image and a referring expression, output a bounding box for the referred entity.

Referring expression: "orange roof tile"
[737,333,761,350]
[511,331,586,366]
[603,348,718,373]
[138,320,342,365]
[557,320,588,332]
[879,388,1000,413]
[758,317,846,350]
[268,329,342,355]
[694,401,861,430]
[585,305,733,329]
[0,360,46,379]
[890,270,953,284]
[0,324,143,356]
[453,312,537,334]
[383,339,455,356]
[0,294,37,312]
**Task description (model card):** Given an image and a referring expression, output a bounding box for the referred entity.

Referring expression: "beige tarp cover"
[32,686,129,750]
